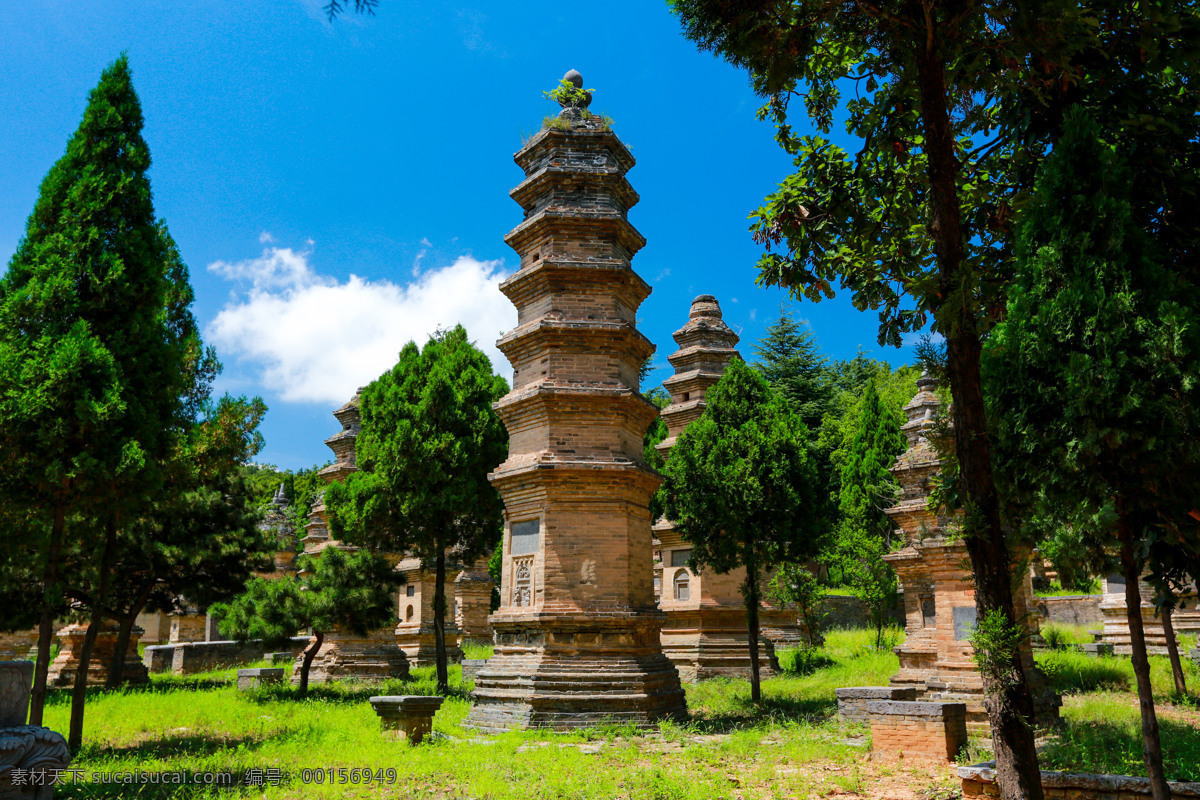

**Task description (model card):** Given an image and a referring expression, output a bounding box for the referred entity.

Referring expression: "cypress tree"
[0,55,194,745]
[984,109,1200,799]
[829,379,906,647]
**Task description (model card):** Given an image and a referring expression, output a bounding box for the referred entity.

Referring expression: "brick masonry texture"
[867,700,967,761]
[46,622,148,687]
[835,686,917,725]
[463,105,686,732]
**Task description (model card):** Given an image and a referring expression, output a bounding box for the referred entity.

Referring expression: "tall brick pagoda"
[882,375,1058,735]
[653,295,781,680]
[464,72,687,731]
[294,388,410,684]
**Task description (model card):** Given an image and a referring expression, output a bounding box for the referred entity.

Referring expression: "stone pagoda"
[260,484,298,578]
[464,72,687,731]
[653,295,783,681]
[882,375,1059,735]
[47,621,149,687]
[294,388,410,685]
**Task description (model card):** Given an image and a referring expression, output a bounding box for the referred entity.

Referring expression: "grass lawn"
[35,628,1200,798]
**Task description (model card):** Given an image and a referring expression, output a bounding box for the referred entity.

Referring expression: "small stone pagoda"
[294,388,410,685]
[394,556,464,666]
[260,484,299,578]
[46,621,149,687]
[1091,573,1200,655]
[882,375,1059,735]
[464,72,687,731]
[653,295,782,681]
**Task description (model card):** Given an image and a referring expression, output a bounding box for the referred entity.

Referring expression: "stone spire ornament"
[464,74,686,731]
[554,69,592,120]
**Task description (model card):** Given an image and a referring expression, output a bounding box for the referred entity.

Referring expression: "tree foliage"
[983,109,1200,797]
[660,358,823,701]
[325,325,508,693]
[0,55,208,745]
[215,548,401,697]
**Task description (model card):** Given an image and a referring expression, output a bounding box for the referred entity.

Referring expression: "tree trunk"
[911,14,1043,799]
[298,630,322,699]
[1160,602,1188,697]
[106,584,153,690]
[68,518,117,753]
[30,505,65,727]
[745,567,762,704]
[433,547,448,695]
[1119,524,1170,800]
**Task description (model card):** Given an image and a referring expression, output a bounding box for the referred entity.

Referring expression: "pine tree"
[984,109,1200,799]
[828,380,906,647]
[214,548,401,697]
[0,55,196,744]
[325,325,509,694]
[659,358,824,702]
[752,308,833,431]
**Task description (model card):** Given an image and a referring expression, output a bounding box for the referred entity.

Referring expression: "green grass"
[1035,579,1102,597]
[36,627,1200,797]
[44,629,903,799]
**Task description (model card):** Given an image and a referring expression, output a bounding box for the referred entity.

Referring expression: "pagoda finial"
[554,69,593,119]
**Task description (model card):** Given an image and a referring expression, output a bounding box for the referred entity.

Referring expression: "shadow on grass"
[1036,655,1130,696]
[43,679,234,706]
[244,676,474,705]
[685,694,834,734]
[1039,716,1200,782]
[57,784,253,799]
[80,732,267,760]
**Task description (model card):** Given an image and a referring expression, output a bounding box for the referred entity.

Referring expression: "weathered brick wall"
[868,700,967,761]
[1034,594,1103,626]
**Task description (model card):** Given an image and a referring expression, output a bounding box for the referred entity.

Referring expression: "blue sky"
[1,1,918,470]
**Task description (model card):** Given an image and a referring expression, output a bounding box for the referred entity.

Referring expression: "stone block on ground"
[368,696,444,744]
[867,700,967,762]
[237,668,284,690]
[835,686,917,726]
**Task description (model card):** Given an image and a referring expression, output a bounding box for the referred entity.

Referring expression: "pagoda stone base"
[47,623,148,688]
[455,576,495,643]
[395,622,463,668]
[293,630,410,685]
[169,613,207,644]
[464,611,687,733]
[660,607,776,682]
[1091,591,1200,656]
[759,607,808,650]
[0,629,38,661]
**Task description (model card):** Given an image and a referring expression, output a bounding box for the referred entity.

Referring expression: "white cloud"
[749,308,757,322]
[207,243,515,405]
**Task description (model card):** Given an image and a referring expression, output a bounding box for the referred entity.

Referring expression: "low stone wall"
[1189,640,1198,669]
[835,686,917,725]
[1034,595,1103,627]
[959,762,1200,799]
[144,637,309,675]
[868,700,967,761]
[824,595,904,630]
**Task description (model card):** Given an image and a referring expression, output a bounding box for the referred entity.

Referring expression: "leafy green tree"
[767,563,827,648]
[0,56,198,745]
[660,358,824,702]
[983,110,1200,799]
[666,2,1200,792]
[214,548,401,697]
[829,380,906,648]
[99,395,272,687]
[325,325,508,694]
